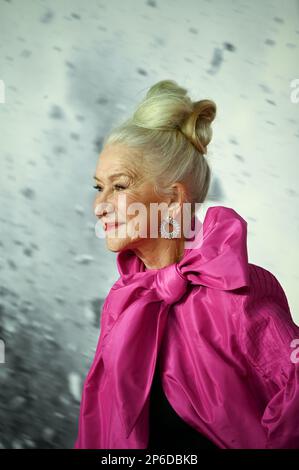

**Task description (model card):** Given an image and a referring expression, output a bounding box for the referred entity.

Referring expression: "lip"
[104,222,124,231]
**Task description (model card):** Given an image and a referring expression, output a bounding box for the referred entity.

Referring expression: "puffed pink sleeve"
[239,279,299,449]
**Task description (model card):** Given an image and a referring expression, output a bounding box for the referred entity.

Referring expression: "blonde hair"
[103,79,217,214]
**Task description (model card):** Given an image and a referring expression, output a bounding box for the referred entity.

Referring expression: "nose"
[94,202,109,218]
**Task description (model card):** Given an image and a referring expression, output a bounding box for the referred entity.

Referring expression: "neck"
[131,237,186,270]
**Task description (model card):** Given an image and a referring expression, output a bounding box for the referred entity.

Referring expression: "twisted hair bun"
[105,79,217,208]
[131,80,217,156]
[180,99,217,155]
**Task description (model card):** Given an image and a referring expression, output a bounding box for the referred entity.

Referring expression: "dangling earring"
[160,215,181,239]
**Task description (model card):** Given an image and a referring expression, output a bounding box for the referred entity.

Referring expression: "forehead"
[95,144,139,176]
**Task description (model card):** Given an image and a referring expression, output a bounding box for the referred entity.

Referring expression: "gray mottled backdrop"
[0,0,298,449]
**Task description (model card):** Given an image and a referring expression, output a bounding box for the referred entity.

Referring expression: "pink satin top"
[74,205,299,449]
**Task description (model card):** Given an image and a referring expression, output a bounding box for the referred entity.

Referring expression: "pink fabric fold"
[74,205,299,449]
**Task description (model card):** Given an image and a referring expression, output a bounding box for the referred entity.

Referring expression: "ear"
[170,182,187,205]
[168,182,187,218]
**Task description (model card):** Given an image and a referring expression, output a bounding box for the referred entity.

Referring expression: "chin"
[106,237,131,252]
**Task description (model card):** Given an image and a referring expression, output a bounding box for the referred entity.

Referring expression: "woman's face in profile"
[93,143,169,252]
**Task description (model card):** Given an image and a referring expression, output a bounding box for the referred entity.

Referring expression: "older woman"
[74,80,299,449]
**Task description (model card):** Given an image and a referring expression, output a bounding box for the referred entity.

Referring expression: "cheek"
[114,188,160,235]
[115,191,146,222]
[118,194,148,238]
[116,193,129,220]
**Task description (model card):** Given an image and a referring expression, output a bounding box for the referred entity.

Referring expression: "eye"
[93,185,103,192]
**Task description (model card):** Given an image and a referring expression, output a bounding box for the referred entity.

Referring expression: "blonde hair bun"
[132,80,217,155]
[105,79,217,209]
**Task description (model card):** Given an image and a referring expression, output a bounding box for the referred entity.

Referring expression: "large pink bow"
[85,206,250,444]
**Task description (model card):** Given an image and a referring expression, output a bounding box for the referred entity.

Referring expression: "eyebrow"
[93,172,128,182]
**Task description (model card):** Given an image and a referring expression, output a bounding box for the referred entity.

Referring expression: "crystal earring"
[160,215,181,239]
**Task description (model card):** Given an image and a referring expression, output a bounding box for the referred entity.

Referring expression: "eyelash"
[93,184,127,192]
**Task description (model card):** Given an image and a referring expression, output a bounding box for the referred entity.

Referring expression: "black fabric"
[147,361,219,451]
